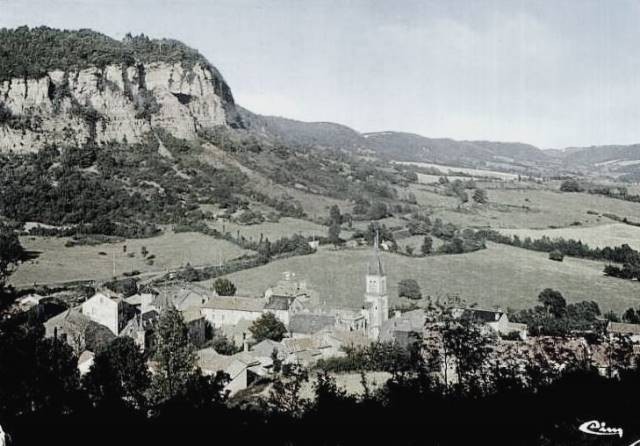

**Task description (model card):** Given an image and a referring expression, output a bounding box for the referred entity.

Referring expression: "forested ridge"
[0,26,234,103]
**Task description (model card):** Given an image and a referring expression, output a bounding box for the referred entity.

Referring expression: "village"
[9,235,640,399]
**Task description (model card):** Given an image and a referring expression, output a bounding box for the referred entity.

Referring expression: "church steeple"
[364,230,389,340]
[368,231,384,276]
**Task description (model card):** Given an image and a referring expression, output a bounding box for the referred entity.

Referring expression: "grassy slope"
[212,243,640,313]
[407,184,640,230]
[11,229,251,287]
[499,223,640,250]
[206,217,334,243]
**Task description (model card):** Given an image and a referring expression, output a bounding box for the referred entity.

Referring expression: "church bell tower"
[364,232,389,339]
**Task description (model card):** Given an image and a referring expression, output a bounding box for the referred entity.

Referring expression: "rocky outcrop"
[0,62,236,152]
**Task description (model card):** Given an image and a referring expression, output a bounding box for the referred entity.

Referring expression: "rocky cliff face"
[0,61,236,152]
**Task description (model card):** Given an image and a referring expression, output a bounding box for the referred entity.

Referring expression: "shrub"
[549,250,564,262]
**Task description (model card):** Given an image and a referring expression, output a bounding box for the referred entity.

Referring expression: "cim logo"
[579,420,624,438]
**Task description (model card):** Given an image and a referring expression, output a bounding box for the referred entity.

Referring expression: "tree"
[442,318,494,391]
[329,205,342,226]
[0,323,81,418]
[421,236,433,256]
[560,179,583,192]
[268,364,309,416]
[622,307,640,324]
[472,188,488,204]
[0,225,25,308]
[604,334,634,379]
[328,222,341,246]
[150,308,197,404]
[548,250,564,262]
[538,288,566,318]
[213,278,236,296]
[398,279,422,300]
[83,337,150,410]
[249,312,287,343]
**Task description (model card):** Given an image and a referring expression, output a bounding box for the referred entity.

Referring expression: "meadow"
[395,161,520,180]
[207,243,640,314]
[499,223,640,250]
[206,217,334,243]
[10,229,251,287]
[405,184,640,230]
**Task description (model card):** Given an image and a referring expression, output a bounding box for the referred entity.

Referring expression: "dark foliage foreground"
[2,326,640,446]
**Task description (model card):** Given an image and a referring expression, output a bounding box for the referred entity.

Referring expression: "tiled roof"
[182,307,204,323]
[289,313,335,334]
[264,295,294,311]
[202,296,265,312]
[380,309,426,342]
[251,339,286,358]
[153,284,210,311]
[608,322,640,335]
[282,336,319,353]
[459,308,504,323]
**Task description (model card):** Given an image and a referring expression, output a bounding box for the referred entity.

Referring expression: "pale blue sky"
[2,0,640,148]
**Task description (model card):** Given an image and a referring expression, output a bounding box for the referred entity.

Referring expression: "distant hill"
[238,107,364,150]
[362,132,551,167]
[558,145,640,179]
[239,112,555,173]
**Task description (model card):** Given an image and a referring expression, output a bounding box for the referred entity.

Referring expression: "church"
[362,234,390,339]
[292,233,390,340]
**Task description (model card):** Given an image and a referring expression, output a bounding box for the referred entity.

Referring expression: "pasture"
[212,243,640,314]
[207,217,334,243]
[396,161,520,180]
[499,223,640,250]
[11,230,251,287]
[407,186,640,230]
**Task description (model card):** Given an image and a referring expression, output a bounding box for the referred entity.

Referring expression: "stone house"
[82,290,135,335]
[201,296,266,328]
[196,348,261,395]
[453,308,528,340]
[44,308,115,355]
[607,322,640,343]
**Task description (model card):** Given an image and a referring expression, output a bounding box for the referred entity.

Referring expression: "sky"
[2,0,640,149]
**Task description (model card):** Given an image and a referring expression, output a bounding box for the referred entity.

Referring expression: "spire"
[368,230,384,276]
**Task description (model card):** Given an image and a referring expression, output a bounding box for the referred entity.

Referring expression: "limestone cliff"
[0,61,237,153]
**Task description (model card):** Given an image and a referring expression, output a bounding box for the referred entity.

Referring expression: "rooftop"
[289,313,336,334]
[608,321,640,335]
[202,296,265,312]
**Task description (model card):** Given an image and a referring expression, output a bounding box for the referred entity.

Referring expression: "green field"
[396,161,520,180]
[11,230,251,287]
[207,217,334,243]
[407,186,640,230]
[499,223,640,250]
[209,243,640,313]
